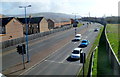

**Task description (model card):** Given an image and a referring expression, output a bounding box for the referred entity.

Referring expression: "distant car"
[70,48,83,59]
[73,34,81,41]
[78,39,90,47]
[94,28,99,32]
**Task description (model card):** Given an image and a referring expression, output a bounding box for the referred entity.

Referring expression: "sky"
[0,0,119,17]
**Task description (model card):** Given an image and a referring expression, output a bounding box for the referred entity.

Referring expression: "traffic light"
[80,53,86,63]
[16,44,26,55]
[22,44,26,54]
[16,45,22,54]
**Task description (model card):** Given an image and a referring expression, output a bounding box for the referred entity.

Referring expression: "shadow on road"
[66,56,79,62]
[71,39,80,42]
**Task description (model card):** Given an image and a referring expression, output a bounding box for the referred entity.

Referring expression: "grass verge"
[78,23,83,27]
[106,24,119,61]
[92,48,98,75]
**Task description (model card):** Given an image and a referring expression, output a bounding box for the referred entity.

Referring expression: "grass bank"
[106,24,119,61]
[78,23,83,27]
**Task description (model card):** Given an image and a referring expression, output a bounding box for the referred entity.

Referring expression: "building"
[47,19,55,30]
[0,17,24,42]
[18,17,49,34]
[52,18,71,28]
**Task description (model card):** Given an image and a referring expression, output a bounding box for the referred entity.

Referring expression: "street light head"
[19,6,23,8]
[28,5,31,7]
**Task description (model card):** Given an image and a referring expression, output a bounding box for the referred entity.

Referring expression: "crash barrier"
[0,25,72,49]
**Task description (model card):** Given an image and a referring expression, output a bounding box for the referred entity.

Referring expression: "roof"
[0,17,14,27]
[17,17,44,24]
[50,18,70,23]
[82,39,88,41]
[74,48,82,51]
[76,34,81,36]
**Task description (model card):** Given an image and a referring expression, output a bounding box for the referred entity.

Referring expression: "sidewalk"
[97,29,113,76]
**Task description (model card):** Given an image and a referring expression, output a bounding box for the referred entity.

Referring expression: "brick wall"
[0,18,23,42]
[39,18,49,32]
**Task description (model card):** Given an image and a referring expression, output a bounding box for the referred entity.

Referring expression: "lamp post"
[19,5,31,62]
[72,13,78,36]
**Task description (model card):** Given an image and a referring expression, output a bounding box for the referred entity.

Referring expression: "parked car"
[78,39,90,47]
[70,48,83,59]
[73,34,81,41]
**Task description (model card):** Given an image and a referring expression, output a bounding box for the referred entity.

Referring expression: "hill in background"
[5,12,77,20]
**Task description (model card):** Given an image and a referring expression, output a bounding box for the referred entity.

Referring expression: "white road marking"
[60,55,70,63]
[19,41,71,75]
[45,60,81,66]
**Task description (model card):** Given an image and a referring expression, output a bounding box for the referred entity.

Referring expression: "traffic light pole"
[22,45,26,69]
[80,53,86,77]
[22,53,25,69]
[75,27,76,36]
[83,53,84,77]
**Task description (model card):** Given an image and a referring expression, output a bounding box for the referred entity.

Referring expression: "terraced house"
[18,17,49,35]
[0,17,23,42]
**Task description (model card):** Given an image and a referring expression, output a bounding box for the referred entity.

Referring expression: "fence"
[88,25,120,76]
[0,25,72,49]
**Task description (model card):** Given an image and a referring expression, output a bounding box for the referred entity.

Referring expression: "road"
[2,22,101,75]
[21,23,101,75]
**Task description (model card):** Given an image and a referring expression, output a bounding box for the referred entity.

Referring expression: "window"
[0,26,5,34]
[72,50,79,54]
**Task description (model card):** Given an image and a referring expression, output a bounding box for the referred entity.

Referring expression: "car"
[94,28,99,32]
[73,34,81,41]
[70,48,83,59]
[78,39,90,47]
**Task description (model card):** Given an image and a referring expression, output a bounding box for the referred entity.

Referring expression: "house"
[0,17,24,42]
[52,18,71,28]
[47,19,55,30]
[18,17,49,34]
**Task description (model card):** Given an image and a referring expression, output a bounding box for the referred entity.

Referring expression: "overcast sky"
[0,0,119,17]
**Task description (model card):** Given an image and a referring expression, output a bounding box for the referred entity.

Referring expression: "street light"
[72,13,78,36]
[19,5,31,62]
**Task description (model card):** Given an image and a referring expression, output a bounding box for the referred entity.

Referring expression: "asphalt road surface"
[21,23,101,75]
[2,22,102,76]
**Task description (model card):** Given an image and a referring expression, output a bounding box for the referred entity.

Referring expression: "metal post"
[19,5,31,63]
[22,46,25,69]
[25,7,30,62]
[83,53,84,77]
[75,28,76,35]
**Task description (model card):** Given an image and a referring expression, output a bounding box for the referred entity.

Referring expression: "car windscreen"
[72,50,79,54]
[82,41,87,43]
[75,36,80,37]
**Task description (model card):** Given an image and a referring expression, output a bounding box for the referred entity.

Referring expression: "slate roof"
[0,17,14,27]
[50,18,70,23]
[17,17,44,24]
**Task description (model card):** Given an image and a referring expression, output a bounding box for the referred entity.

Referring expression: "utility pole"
[19,5,31,63]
